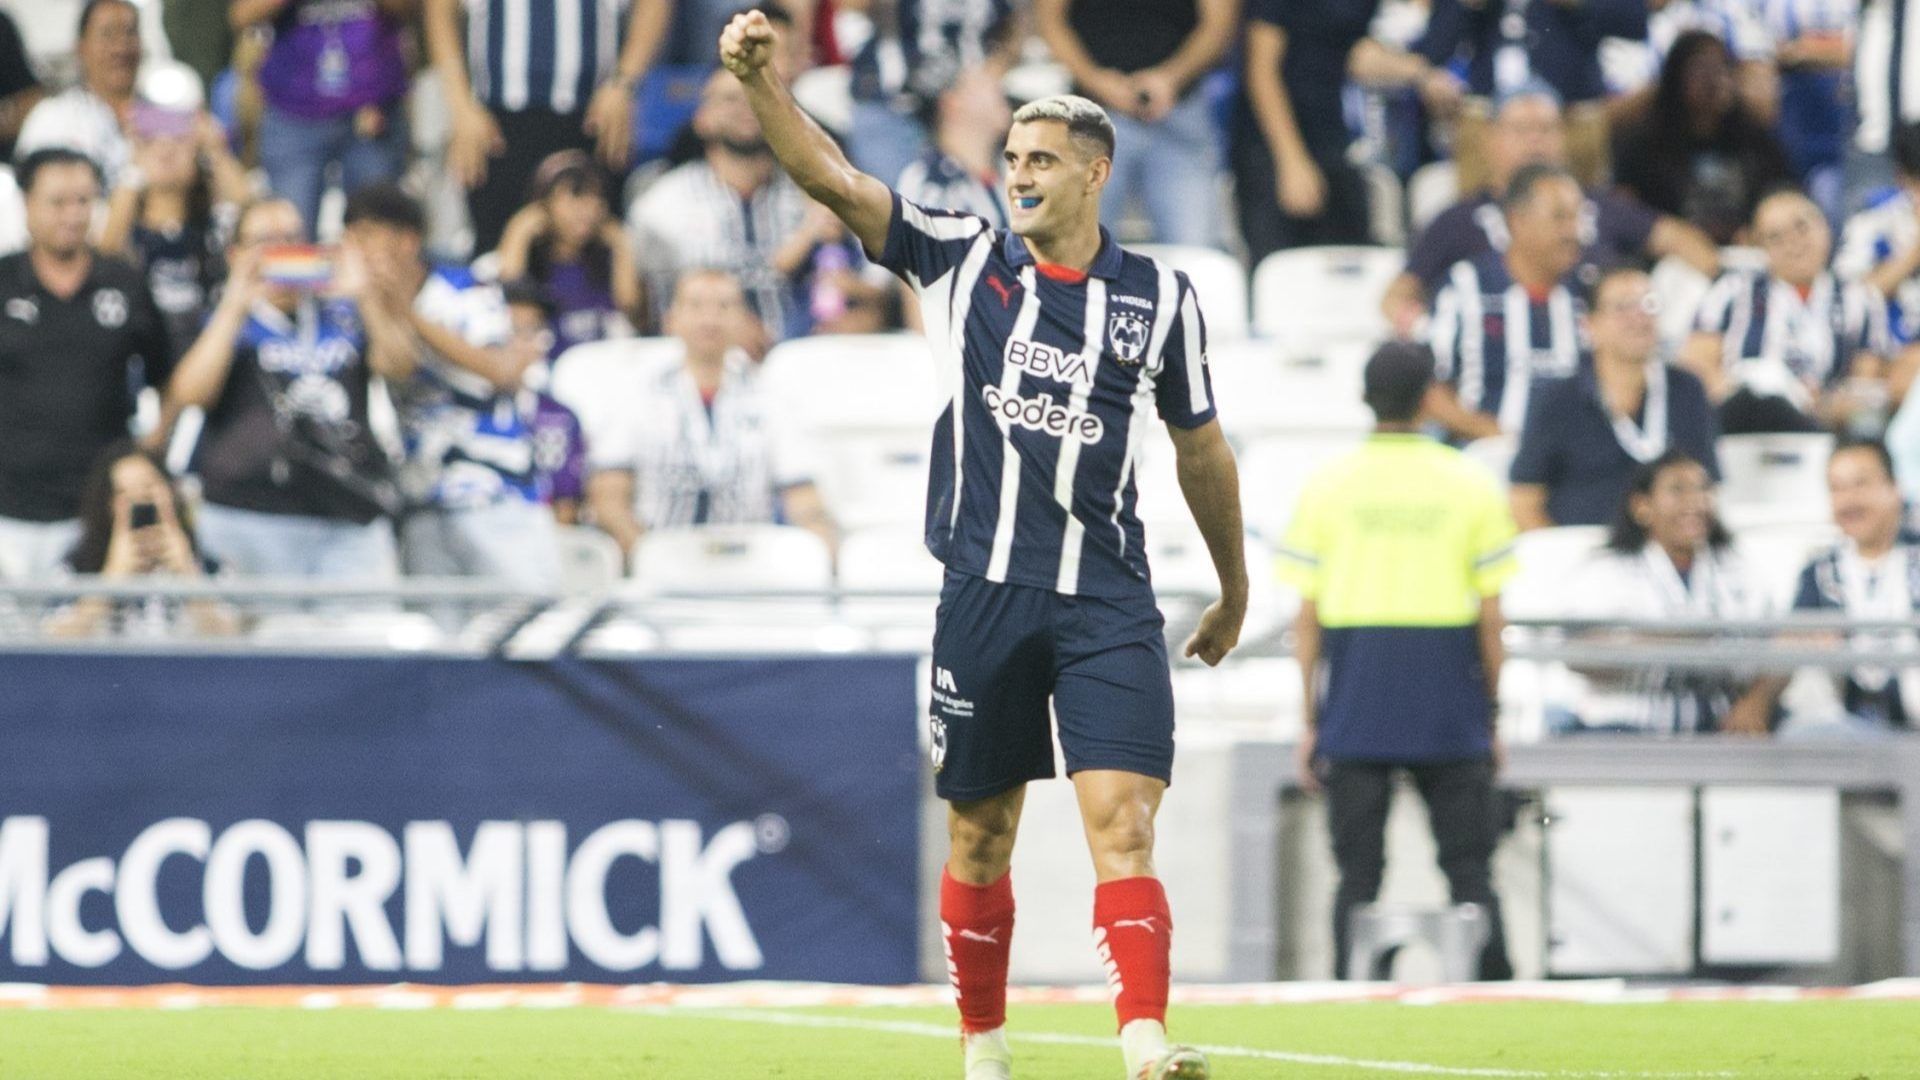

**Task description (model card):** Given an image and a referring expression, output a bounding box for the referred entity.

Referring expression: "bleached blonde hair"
[1011,94,1116,161]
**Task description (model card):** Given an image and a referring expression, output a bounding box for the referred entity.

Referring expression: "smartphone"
[132,103,197,141]
[129,502,160,530]
[260,244,335,289]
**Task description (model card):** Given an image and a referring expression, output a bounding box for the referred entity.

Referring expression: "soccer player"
[720,12,1248,1080]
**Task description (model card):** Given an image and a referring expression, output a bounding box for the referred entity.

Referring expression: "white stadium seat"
[629,524,834,595]
[1649,255,1713,350]
[1716,432,1834,526]
[1251,246,1404,354]
[1735,522,1839,611]
[1462,435,1518,490]
[760,332,941,430]
[1204,340,1373,442]
[1502,525,1608,620]
[1134,244,1250,342]
[548,337,684,460]
[815,428,933,530]
[1407,161,1459,236]
[1235,433,1365,541]
[554,525,624,594]
[838,527,944,592]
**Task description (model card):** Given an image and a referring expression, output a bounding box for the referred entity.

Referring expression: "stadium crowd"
[1,0,1919,736]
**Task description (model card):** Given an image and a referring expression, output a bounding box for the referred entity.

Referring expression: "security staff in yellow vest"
[1279,341,1518,980]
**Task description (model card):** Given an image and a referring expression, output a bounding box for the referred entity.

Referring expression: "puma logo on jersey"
[956,928,1002,945]
[1112,918,1160,934]
[986,273,1018,308]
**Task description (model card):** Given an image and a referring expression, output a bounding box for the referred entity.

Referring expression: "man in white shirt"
[587,268,835,562]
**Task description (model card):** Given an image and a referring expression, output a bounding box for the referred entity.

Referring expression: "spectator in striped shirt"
[897,66,1013,231]
[1836,121,1920,347]
[425,0,670,255]
[1686,190,1899,435]
[626,69,812,342]
[1424,164,1588,443]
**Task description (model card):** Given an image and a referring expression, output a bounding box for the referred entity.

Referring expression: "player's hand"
[720,11,778,80]
[1182,599,1244,667]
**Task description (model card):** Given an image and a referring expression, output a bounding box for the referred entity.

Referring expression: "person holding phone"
[46,440,239,638]
[162,196,418,580]
[101,108,250,352]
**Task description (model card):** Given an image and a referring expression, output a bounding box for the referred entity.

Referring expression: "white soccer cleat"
[1135,1046,1210,1080]
[963,1027,1013,1080]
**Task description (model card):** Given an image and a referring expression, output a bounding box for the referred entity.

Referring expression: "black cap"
[1363,341,1435,422]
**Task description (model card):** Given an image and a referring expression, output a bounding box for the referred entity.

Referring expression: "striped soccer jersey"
[465,0,627,115]
[1427,250,1585,432]
[1695,267,1888,390]
[874,193,1216,598]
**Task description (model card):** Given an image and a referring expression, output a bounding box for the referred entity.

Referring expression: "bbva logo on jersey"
[1107,311,1149,365]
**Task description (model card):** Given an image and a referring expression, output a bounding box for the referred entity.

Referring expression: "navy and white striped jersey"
[851,0,1014,105]
[1855,0,1920,154]
[1427,251,1585,433]
[465,0,627,115]
[874,193,1216,598]
[1836,187,1920,344]
[897,147,1010,230]
[1695,268,1889,392]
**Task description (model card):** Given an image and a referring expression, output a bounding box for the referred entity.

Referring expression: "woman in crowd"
[48,441,238,638]
[100,109,250,351]
[493,150,642,358]
[1563,450,1771,734]
[1613,30,1792,245]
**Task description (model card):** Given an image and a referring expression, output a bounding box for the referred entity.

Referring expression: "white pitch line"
[633,1006,1740,1080]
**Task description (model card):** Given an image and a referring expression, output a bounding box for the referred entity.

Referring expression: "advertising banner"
[0,654,922,985]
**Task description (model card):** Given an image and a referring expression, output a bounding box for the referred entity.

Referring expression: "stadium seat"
[1203,340,1373,443]
[838,527,944,592]
[1462,435,1517,489]
[1648,255,1714,350]
[1251,246,1403,353]
[548,336,684,459]
[791,64,853,135]
[1235,433,1365,541]
[814,428,933,530]
[1734,521,1839,611]
[760,333,941,430]
[629,524,834,595]
[1502,525,1607,619]
[1716,432,1835,525]
[1134,244,1250,342]
[554,525,624,594]
[1407,161,1458,236]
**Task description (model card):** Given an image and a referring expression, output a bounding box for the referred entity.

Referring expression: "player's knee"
[1085,808,1155,866]
[949,803,1019,875]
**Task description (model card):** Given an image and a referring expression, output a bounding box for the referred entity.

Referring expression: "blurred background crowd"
[3,0,1920,736]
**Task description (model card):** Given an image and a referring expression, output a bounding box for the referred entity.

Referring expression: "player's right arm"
[720,11,892,257]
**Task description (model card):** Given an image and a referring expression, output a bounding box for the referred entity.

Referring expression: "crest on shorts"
[928,715,947,773]
[1107,311,1149,365]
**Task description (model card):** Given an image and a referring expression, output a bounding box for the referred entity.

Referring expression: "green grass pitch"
[0,1000,1915,1078]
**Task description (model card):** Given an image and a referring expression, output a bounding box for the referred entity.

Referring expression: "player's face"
[1004,121,1106,241]
[1828,448,1903,546]
[24,162,100,259]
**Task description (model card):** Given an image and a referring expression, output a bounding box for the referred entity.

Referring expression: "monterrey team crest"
[1108,311,1149,366]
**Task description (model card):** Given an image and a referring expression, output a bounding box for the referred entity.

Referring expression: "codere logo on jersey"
[982,385,1105,445]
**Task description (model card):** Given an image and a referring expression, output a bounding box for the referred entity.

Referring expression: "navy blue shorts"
[927,568,1177,802]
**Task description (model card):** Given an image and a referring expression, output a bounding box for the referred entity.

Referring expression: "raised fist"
[719,10,777,79]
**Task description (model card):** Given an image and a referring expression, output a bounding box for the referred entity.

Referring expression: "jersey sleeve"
[872,190,992,292]
[1470,476,1519,597]
[1276,479,1328,598]
[1152,273,1218,430]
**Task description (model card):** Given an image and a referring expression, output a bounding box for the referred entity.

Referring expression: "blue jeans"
[1104,92,1221,247]
[257,102,409,234]
[196,503,399,581]
[847,99,927,191]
